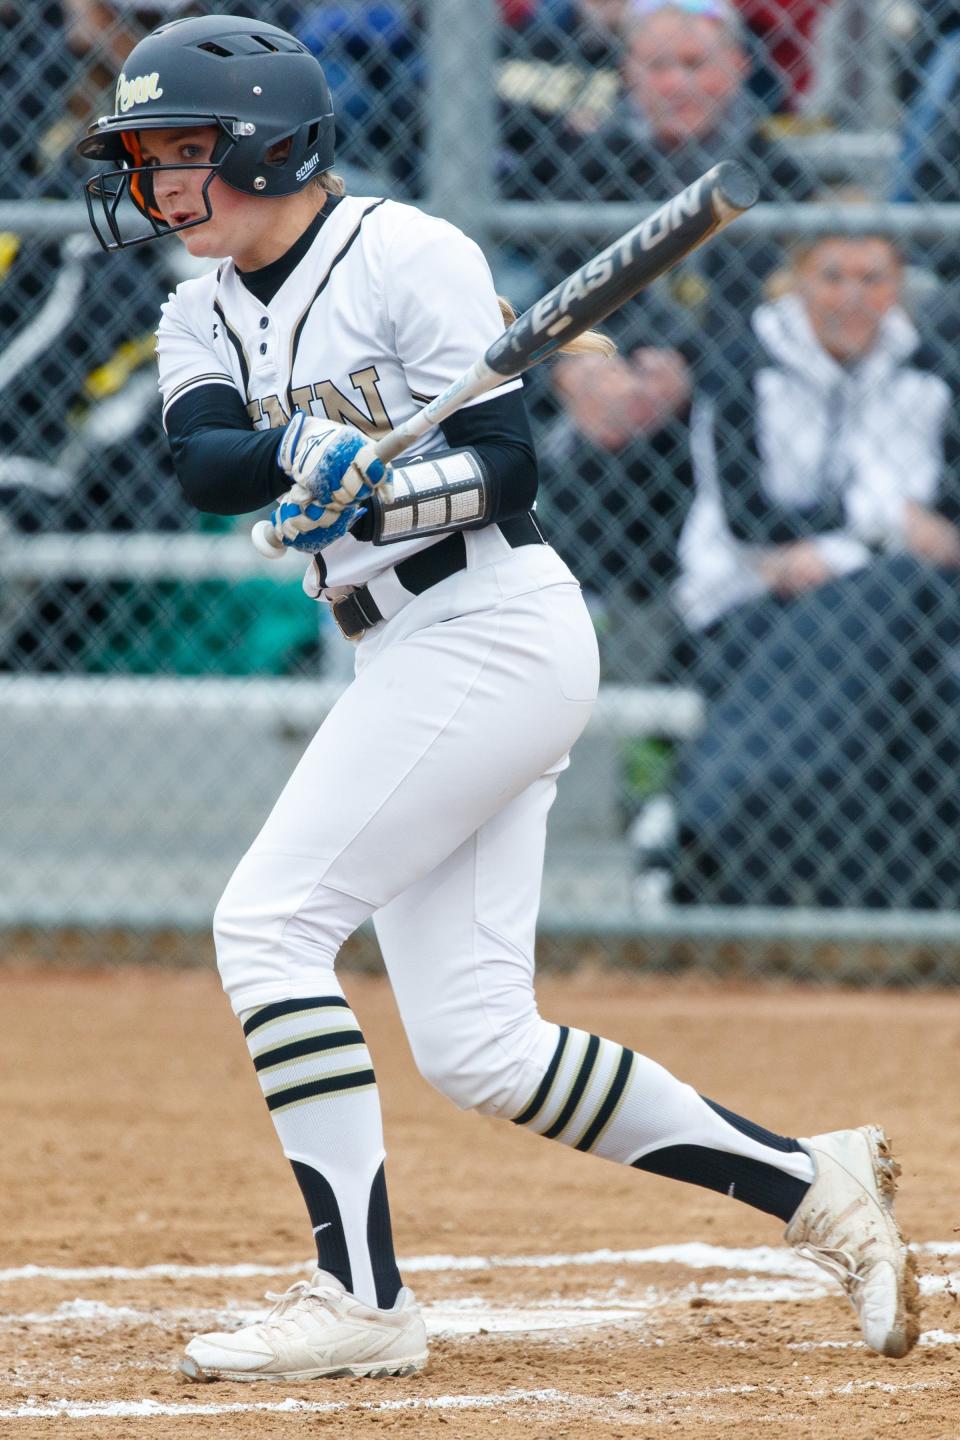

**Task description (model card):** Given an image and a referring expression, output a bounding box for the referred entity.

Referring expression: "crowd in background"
[3,0,960,908]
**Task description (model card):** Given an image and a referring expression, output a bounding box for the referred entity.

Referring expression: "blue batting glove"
[277,412,392,520]
[270,495,367,552]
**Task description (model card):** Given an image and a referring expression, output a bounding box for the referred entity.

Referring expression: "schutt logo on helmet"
[296,154,321,184]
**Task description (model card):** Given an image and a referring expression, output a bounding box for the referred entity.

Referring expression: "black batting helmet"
[76,13,336,251]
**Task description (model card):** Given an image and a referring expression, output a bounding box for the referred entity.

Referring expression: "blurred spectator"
[499,0,629,155]
[889,1,960,205]
[514,0,812,376]
[518,0,812,643]
[668,229,960,908]
[0,0,317,674]
[539,347,693,679]
[499,0,792,182]
[497,0,635,309]
[508,0,812,696]
[735,1,829,109]
[64,0,197,67]
[0,2,204,201]
[0,0,198,540]
[294,3,425,195]
[0,2,195,672]
[573,0,807,206]
[0,2,77,199]
[0,233,194,539]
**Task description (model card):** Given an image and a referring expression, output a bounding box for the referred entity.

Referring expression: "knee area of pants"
[211,871,254,945]
[211,888,251,991]
[410,1029,541,1117]
[211,874,287,988]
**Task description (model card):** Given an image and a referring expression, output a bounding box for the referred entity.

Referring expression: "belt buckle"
[331,597,364,642]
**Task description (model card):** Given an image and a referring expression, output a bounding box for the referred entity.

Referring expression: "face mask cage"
[82,123,238,252]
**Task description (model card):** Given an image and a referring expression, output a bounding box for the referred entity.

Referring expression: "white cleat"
[784,1125,920,1358]
[179,1270,428,1382]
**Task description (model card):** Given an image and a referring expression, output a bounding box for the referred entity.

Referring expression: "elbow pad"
[367,448,492,545]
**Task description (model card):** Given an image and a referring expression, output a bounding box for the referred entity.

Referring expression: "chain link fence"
[2,0,960,978]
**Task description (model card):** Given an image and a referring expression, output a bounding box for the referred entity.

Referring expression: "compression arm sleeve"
[164,382,537,520]
[164,384,287,515]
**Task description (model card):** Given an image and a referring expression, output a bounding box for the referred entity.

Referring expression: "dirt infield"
[1,964,958,1438]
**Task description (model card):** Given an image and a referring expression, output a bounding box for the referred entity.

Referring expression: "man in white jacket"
[672,232,960,908]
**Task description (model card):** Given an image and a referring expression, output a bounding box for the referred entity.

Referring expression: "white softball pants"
[214,535,599,1118]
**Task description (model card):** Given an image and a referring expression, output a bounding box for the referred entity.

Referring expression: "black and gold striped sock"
[241,994,401,1309]
[512,1026,813,1221]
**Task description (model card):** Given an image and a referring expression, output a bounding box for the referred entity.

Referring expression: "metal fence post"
[425,0,496,252]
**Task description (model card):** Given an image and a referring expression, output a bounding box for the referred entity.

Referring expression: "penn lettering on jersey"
[245,369,392,436]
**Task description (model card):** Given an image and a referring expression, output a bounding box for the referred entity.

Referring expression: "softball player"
[78,13,918,1379]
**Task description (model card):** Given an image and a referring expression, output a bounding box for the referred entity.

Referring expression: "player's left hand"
[277,412,393,526]
[270,480,365,551]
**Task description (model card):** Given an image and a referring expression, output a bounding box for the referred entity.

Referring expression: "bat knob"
[251,520,287,559]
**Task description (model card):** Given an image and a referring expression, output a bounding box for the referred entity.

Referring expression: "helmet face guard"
[83,120,237,252]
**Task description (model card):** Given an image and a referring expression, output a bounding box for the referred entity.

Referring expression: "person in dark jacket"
[555,0,811,360]
[538,345,694,679]
[507,0,813,507]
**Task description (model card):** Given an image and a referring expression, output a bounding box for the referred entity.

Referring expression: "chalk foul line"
[2,1239,957,1285]
[0,1377,955,1421]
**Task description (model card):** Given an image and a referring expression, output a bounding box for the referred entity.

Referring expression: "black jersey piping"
[213,300,251,400]
[286,198,387,414]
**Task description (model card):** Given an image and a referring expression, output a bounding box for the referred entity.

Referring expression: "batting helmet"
[76,13,336,251]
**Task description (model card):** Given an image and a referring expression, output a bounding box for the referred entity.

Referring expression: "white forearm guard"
[369,448,491,545]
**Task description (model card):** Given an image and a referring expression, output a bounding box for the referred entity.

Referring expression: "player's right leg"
[374,777,919,1359]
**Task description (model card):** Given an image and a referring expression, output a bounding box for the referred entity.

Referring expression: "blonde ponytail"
[314,171,347,198]
[497,296,616,358]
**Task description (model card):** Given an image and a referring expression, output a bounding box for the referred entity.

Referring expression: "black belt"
[332,512,546,640]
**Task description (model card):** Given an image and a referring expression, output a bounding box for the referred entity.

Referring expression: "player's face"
[139,126,259,260]
[626,13,746,145]
[797,238,902,363]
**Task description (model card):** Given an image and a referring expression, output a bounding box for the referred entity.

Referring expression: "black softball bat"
[253,161,758,556]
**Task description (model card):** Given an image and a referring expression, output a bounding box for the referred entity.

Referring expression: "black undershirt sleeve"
[438,383,538,521]
[164,380,538,522]
[165,384,287,515]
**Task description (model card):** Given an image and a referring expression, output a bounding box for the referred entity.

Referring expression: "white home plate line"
[0,1297,655,1337]
[1,1239,956,1285]
[787,1330,960,1350]
[1,1291,957,1347]
[0,1377,955,1422]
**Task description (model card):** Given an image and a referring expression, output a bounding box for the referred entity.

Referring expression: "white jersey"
[155,195,521,597]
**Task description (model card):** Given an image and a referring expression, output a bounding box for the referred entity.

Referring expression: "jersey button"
[259,317,268,329]
[259,342,267,355]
